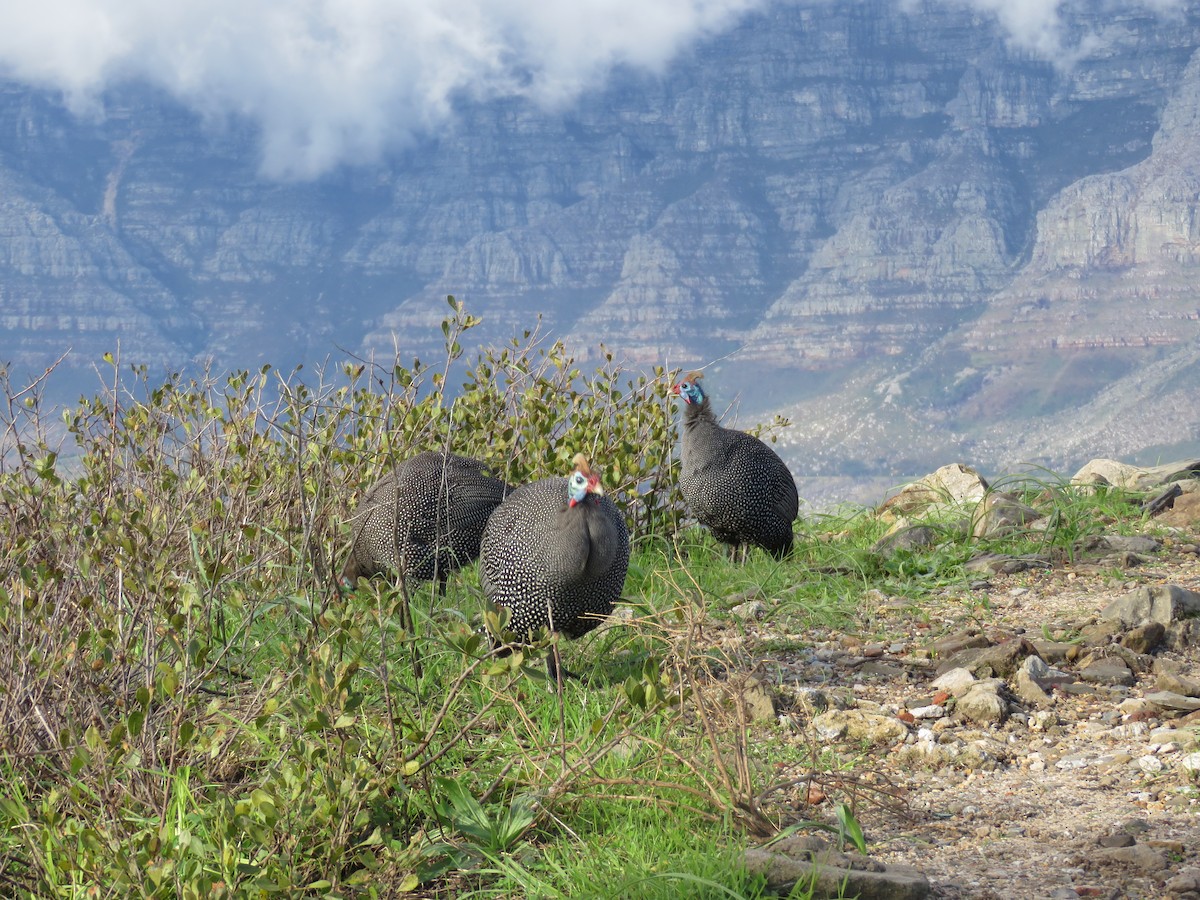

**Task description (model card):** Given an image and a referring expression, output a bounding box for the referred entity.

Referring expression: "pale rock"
[1014,662,1053,707]
[1071,459,1145,490]
[971,492,1042,539]
[1081,534,1162,555]
[1149,726,1200,748]
[1157,492,1200,529]
[910,704,948,720]
[1030,711,1059,731]
[1156,670,1200,698]
[1101,584,1200,628]
[736,677,778,723]
[1071,459,1200,492]
[1136,755,1165,773]
[1110,722,1151,739]
[878,464,988,518]
[1146,691,1200,712]
[930,667,977,696]
[957,681,1009,725]
[1165,869,1200,894]
[1119,697,1157,718]
[813,709,910,745]
[1094,843,1169,873]
[744,835,932,900]
[1131,459,1200,491]
[730,599,768,620]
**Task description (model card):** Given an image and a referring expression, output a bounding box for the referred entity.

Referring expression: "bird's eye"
[570,472,587,489]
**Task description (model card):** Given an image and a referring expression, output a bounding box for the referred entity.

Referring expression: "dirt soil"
[753,543,1200,899]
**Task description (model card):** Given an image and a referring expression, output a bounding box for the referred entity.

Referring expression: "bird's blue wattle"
[682,383,704,405]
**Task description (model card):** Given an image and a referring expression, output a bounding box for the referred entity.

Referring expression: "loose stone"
[910,704,947,720]
[1157,671,1200,698]
[930,667,977,696]
[1136,755,1165,774]
[1077,656,1136,687]
[1102,584,1200,628]
[1146,691,1200,713]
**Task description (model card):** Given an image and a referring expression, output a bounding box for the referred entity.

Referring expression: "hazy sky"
[0,0,1187,178]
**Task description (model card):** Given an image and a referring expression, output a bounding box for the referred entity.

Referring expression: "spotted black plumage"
[340,451,510,593]
[673,371,799,559]
[479,454,630,644]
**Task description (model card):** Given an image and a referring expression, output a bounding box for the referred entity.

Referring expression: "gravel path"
[748,544,1200,899]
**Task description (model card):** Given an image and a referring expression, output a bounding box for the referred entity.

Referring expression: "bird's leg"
[544,640,581,685]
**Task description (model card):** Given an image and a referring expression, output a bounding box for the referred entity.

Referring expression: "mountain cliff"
[2,1,1200,499]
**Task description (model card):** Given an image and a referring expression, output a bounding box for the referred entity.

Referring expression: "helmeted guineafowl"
[340,450,510,594]
[673,371,799,559]
[479,453,630,676]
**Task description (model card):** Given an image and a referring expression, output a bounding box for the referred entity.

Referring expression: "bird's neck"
[682,397,717,432]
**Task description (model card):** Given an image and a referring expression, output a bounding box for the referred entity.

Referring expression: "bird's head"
[567,452,604,507]
[672,371,706,406]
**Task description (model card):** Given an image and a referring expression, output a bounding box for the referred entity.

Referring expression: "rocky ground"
[741,462,1200,899]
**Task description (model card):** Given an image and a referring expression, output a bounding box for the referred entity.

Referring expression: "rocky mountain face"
[2,1,1200,500]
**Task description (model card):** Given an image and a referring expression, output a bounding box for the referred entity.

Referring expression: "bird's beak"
[671,383,682,395]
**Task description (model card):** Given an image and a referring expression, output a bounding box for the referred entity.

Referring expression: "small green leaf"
[397,873,420,892]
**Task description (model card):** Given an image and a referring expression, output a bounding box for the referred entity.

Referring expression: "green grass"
[497,805,772,900]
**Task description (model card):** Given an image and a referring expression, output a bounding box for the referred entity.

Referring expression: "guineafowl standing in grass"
[673,371,799,559]
[479,453,630,679]
[340,450,510,594]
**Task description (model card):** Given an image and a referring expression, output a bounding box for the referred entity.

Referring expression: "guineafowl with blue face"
[340,450,510,594]
[673,371,798,559]
[479,453,629,675]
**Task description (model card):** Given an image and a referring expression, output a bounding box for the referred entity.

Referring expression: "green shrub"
[0,299,693,897]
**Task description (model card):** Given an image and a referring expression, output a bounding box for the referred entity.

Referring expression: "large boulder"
[1071,457,1200,492]
[878,464,989,519]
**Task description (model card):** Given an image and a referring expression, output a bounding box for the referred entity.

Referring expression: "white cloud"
[0,0,1188,179]
[931,0,1187,63]
[0,0,762,178]
[945,0,1068,57]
